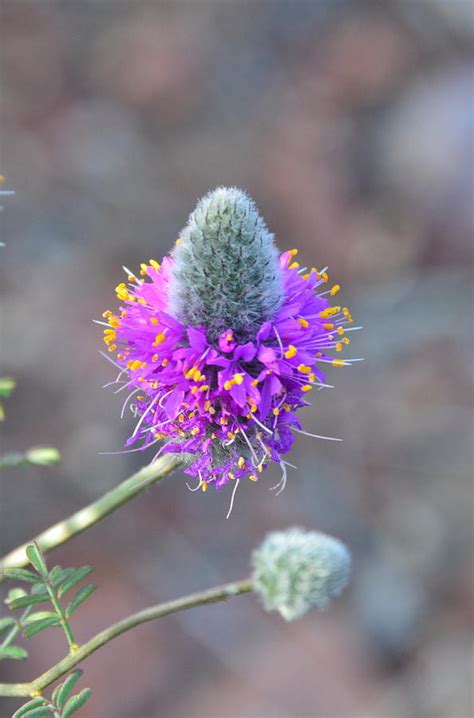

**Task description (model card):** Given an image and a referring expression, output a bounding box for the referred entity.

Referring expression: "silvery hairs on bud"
[252,528,351,621]
[169,187,283,340]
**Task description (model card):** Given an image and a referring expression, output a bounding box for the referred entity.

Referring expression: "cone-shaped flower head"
[169,187,283,340]
[252,528,351,620]
[100,187,359,492]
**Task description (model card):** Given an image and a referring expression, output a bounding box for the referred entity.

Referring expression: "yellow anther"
[297,317,309,328]
[191,386,198,394]
[238,456,246,468]
[251,379,259,387]
[337,326,345,335]
[108,315,120,328]
[321,271,329,283]
[108,344,116,352]
[152,354,159,362]
[249,474,259,482]
[342,307,353,322]
[199,384,209,392]
[273,407,280,416]
[228,471,235,479]
[332,359,346,367]
[162,358,169,367]
[323,323,334,330]
[309,373,316,382]
[283,403,291,411]
[302,273,310,280]
[227,431,236,440]
[140,263,149,276]
[102,310,112,318]
[153,332,166,346]
[176,237,183,245]
[226,332,233,341]
[151,317,159,325]
[284,345,297,359]
[209,406,216,415]
[128,359,142,371]
[297,364,311,374]
[330,284,341,296]
[335,343,343,352]
[204,400,212,412]
[201,481,208,492]
[257,464,263,473]
[224,380,232,391]
[178,414,185,423]
[191,427,199,435]
[233,373,244,385]
[289,261,300,270]
[301,384,313,392]
[185,366,198,379]
[137,298,147,306]
[319,306,341,319]
[149,259,160,270]
[289,248,298,256]
[343,337,350,344]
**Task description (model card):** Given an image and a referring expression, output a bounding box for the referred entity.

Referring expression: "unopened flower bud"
[252,528,351,620]
[169,187,283,340]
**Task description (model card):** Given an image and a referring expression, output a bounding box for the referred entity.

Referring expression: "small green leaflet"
[0,616,16,634]
[53,670,83,708]
[62,688,92,717]
[23,615,62,638]
[57,566,94,599]
[66,583,96,618]
[7,592,50,610]
[12,699,52,718]
[2,567,42,584]
[0,645,28,660]
[26,543,48,578]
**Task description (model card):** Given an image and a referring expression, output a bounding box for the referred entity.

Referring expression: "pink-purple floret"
[106,251,348,490]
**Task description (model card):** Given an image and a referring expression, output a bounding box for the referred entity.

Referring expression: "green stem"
[44,580,76,653]
[0,577,253,697]
[0,455,183,580]
[0,607,32,650]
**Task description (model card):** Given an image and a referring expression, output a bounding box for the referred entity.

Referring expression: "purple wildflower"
[101,188,358,493]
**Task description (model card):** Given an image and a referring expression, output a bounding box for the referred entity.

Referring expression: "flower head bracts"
[101,188,358,492]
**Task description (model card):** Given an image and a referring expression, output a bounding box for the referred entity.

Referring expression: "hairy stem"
[0,455,183,579]
[0,578,253,697]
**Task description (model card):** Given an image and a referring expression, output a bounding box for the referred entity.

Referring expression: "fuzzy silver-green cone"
[169,187,283,341]
[252,528,351,621]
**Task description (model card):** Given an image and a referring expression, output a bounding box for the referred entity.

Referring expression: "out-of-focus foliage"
[1,1,472,716]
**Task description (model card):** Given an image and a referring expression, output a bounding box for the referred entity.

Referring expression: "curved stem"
[0,577,253,697]
[0,455,183,579]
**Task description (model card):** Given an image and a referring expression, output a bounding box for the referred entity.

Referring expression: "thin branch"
[0,578,253,697]
[0,455,183,579]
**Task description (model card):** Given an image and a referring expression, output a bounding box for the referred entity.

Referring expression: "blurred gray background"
[1,1,473,716]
